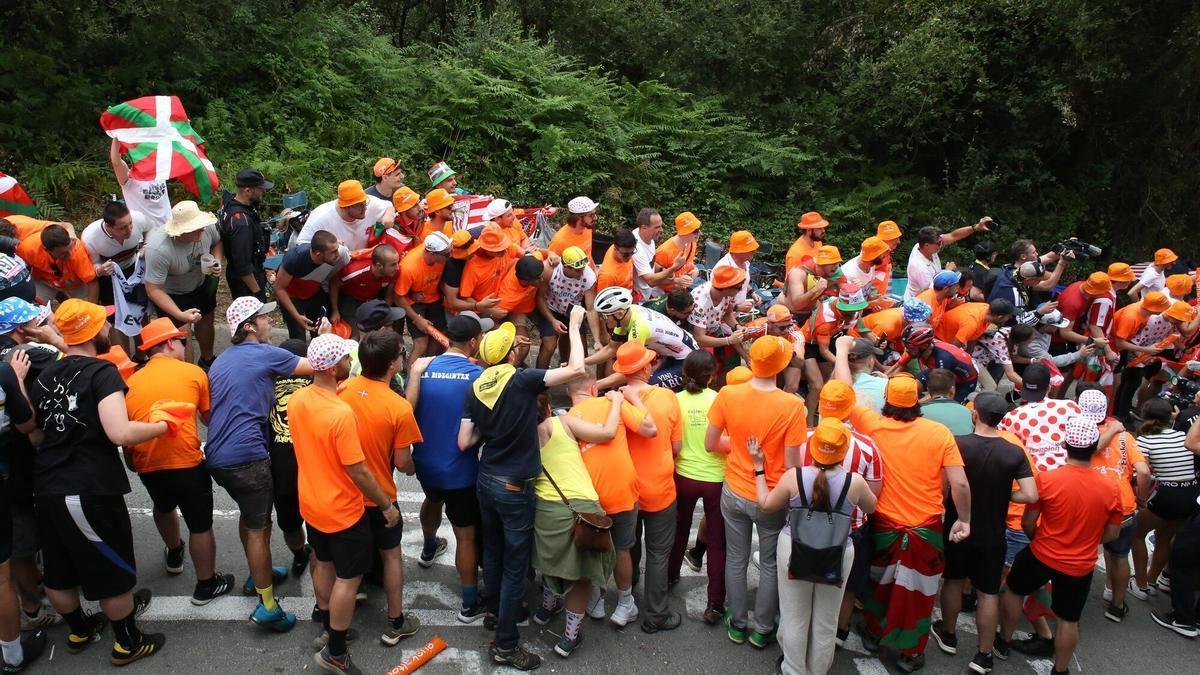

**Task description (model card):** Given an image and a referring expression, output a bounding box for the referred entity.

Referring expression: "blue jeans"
[477,472,536,650]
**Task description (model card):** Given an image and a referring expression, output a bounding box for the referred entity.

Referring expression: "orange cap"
[675,211,702,235]
[885,372,920,408]
[138,317,188,351]
[1143,291,1171,314]
[97,345,136,381]
[1155,248,1179,267]
[476,223,511,253]
[798,211,829,230]
[392,186,419,212]
[726,366,753,385]
[815,245,843,266]
[711,266,747,290]
[330,319,354,339]
[1164,301,1196,323]
[729,231,759,254]
[53,299,109,346]
[1106,262,1136,283]
[425,188,455,213]
[336,179,368,208]
[749,335,793,378]
[876,220,902,241]
[450,230,474,259]
[765,304,792,323]
[808,417,851,465]
[1081,272,1112,297]
[861,236,890,261]
[818,380,856,421]
[614,341,655,375]
[373,157,402,177]
[1166,274,1194,298]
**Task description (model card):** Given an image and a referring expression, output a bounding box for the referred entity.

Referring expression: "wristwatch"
[754,469,766,476]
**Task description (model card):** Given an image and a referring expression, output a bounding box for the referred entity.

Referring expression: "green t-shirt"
[921,397,974,436]
[674,388,726,483]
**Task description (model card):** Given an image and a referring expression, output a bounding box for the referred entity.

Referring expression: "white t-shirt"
[120,176,172,228]
[632,232,658,300]
[714,252,752,304]
[689,283,735,334]
[81,212,152,273]
[1138,266,1166,295]
[296,196,395,251]
[904,244,940,298]
[546,265,597,315]
[840,256,875,289]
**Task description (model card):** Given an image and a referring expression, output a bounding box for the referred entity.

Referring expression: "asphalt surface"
[30,325,1200,673]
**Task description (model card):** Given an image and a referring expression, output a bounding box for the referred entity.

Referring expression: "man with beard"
[219,170,274,300]
[785,211,830,274]
[549,197,599,261]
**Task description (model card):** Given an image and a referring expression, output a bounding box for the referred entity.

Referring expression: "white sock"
[1,638,22,666]
[617,587,634,605]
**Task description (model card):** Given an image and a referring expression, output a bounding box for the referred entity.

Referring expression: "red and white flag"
[0,172,37,218]
[451,194,493,231]
[99,95,220,202]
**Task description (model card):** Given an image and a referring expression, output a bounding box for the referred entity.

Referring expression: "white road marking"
[1028,658,1055,675]
[854,657,891,675]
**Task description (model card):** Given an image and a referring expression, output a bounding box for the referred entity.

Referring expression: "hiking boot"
[250,603,297,633]
[243,566,288,595]
[19,605,62,630]
[313,646,360,675]
[930,619,958,655]
[1011,634,1054,657]
[2,629,46,672]
[748,627,776,648]
[968,651,994,674]
[586,586,605,620]
[896,653,926,673]
[66,612,108,653]
[702,602,724,625]
[110,632,166,667]
[483,604,529,630]
[683,547,704,572]
[726,612,748,644]
[380,614,420,646]
[554,633,583,658]
[457,603,487,624]
[1104,602,1129,623]
[641,611,682,634]
[418,537,447,568]
[191,573,235,606]
[132,589,153,618]
[533,597,564,626]
[292,544,313,577]
[311,627,360,650]
[1151,610,1199,638]
[609,599,638,627]
[164,543,185,575]
[489,643,541,671]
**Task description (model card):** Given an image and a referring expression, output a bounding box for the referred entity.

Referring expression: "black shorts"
[804,342,821,361]
[1148,481,1200,521]
[209,458,275,531]
[138,464,214,534]
[307,513,373,580]
[845,526,874,596]
[1005,546,1092,622]
[421,484,480,528]
[164,280,218,317]
[609,509,638,551]
[533,309,572,340]
[36,495,136,601]
[367,503,404,550]
[404,302,446,338]
[10,501,36,559]
[0,477,11,563]
[268,441,303,534]
[943,540,1007,595]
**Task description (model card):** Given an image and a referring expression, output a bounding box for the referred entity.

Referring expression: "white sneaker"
[587,586,606,620]
[1128,579,1152,601]
[1102,586,1113,603]
[20,605,63,630]
[1155,572,1172,593]
[609,598,639,627]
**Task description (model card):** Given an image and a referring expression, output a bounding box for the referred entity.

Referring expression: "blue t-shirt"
[412,353,483,490]
[206,341,300,468]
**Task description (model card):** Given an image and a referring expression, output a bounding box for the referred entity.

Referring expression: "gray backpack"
[787,467,853,585]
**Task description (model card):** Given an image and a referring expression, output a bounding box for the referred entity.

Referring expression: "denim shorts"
[209,458,275,530]
[1103,514,1138,556]
[1004,527,1030,567]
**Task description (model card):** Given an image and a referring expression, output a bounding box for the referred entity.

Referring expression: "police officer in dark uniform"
[219,169,274,300]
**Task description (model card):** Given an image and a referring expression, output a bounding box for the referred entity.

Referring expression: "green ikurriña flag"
[100,95,220,202]
[0,171,38,218]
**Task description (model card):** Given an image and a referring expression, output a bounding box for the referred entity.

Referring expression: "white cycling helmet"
[594,286,633,315]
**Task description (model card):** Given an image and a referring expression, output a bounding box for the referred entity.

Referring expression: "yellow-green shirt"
[674,389,726,483]
[535,418,600,502]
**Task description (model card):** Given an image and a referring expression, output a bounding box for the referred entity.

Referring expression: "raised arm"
[543,305,587,387]
[109,138,130,185]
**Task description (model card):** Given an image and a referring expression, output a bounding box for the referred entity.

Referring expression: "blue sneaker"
[250,603,297,633]
[242,566,289,595]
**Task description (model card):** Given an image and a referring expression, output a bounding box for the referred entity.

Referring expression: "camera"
[1160,375,1200,410]
[1051,239,1103,259]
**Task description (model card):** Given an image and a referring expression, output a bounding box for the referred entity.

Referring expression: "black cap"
[848,337,884,360]
[515,256,543,282]
[235,169,274,190]
[355,300,405,332]
[446,312,491,342]
[973,391,1009,418]
[278,338,308,358]
[988,298,1015,316]
[1020,363,1052,402]
[974,240,995,258]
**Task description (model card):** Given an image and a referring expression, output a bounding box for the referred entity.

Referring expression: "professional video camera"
[1159,362,1200,410]
[1051,238,1103,259]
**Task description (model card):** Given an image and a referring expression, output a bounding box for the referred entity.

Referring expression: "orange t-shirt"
[936,302,990,345]
[16,237,96,290]
[917,288,949,330]
[1091,422,1144,516]
[1001,429,1038,531]
[459,250,519,302]
[570,397,647,514]
[288,385,367,533]
[548,225,593,260]
[1112,303,1149,341]
[863,307,906,347]
[418,218,452,242]
[625,386,683,512]
[1029,464,1122,576]
[496,264,539,314]
[849,406,964,524]
[125,355,210,473]
[6,215,62,241]
[709,383,808,501]
[394,248,446,304]
[785,235,821,273]
[596,247,633,292]
[338,376,423,506]
[654,236,698,289]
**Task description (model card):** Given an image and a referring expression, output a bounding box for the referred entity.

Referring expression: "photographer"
[988,239,1070,306]
[989,262,1064,327]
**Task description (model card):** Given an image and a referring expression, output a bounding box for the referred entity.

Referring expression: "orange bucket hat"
[798,211,829,230]
[1166,274,1194,298]
[476,223,511,253]
[1164,301,1196,323]
[876,220,902,241]
[1106,262,1136,283]
[54,299,109,346]
[675,211,702,235]
[336,180,368,208]
[450,230,474,259]
[1155,248,1179,266]
[392,186,419,212]
[749,335,793,378]
[808,417,851,465]
[818,380,856,421]
[712,266,747,290]
[729,231,759,254]
[815,245,843,266]
[861,236,890,261]
[614,341,656,375]
[425,188,455,213]
[1143,291,1171,314]
[725,366,753,385]
[885,372,920,408]
[1081,272,1112,297]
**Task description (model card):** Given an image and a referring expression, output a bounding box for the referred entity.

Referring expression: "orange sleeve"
[706,390,727,431]
[940,429,965,467]
[783,401,808,446]
[459,264,480,299]
[619,401,647,431]
[70,244,97,282]
[848,404,882,435]
[1111,312,1137,340]
[196,371,212,414]
[1124,433,1145,466]
[332,412,366,466]
[669,395,684,444]
[548,231,568,256]
[391,402,424,448]
[394,265,413,297]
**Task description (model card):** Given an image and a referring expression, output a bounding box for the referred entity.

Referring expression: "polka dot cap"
[307,334,350,371]
[1064,416,1100,449]
[1077,390,1107,423]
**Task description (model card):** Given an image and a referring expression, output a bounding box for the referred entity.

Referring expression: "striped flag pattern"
[0,171,38,218]
[99,95,220,202]
[451,194,493,231]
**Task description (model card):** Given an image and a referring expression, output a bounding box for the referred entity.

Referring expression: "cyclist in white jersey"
[586,287,696,390]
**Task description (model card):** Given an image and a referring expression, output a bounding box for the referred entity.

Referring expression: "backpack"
[787,467,853,585]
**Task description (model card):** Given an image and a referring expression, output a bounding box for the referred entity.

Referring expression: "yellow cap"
[562,246,589,269]
[478,322,517,365]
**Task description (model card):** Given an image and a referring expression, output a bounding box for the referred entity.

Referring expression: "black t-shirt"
[1,338,61,503]
[465,367,548,480]
[219,199,268,279]
[947,433,1033,546]
[0,362,33,435]
[29,356,130,496]
[1174,405,1200,433]
[442,258,467,289]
